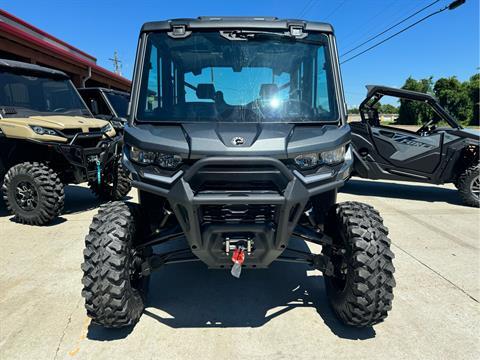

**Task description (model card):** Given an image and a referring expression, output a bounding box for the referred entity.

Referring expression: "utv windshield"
[137,31,339,123]
[0,71,91,117]
[105,92,129,118]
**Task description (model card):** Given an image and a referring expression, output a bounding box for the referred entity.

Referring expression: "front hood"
[26,115,110,129]
[124,122,350,159]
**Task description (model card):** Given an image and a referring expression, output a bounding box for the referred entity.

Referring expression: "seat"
[196,83,215,100]
[259,84,278,99]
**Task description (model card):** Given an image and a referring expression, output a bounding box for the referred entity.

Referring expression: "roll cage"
[359,85,461,129]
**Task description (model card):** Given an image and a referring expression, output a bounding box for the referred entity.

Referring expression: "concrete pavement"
[0,179,479,360]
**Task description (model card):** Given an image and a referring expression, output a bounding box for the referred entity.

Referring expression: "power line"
[340,1,465,65]
[324,0,348,21]
[340,0,441,58]
[297,0,316,18]
[341,1,405,44]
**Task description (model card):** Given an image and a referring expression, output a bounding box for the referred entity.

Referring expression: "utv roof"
[364,85,437,103]
[0,58,69,79]
[141,16,334,34]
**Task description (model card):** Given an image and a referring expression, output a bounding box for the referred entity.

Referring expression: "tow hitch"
[231,246,245,278]
[225,238,253,278]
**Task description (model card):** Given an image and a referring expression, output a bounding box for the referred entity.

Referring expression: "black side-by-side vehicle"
[81,17,396,329]
[78,87,130,132]
[350,85,479,207]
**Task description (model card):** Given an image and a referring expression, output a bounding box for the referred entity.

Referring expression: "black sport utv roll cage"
[359,85,462,129]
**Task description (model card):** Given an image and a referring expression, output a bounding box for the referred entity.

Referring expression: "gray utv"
[81,17,396,329]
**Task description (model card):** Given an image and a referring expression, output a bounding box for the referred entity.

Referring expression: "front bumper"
[124,154,352,268]
[53,133,122,182]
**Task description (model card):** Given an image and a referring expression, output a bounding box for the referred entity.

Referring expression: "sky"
[1,0,478,108]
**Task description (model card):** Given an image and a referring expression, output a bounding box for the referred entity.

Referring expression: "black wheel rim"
[470,175,480,201]
[329,231,349,292]
[129,248,146,292]
[15,181,38,211]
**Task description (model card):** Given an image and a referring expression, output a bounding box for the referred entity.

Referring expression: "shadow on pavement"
[62,185,102,215]
[87,237,375,341]
[341,179,463,206]
[87,324,134,341]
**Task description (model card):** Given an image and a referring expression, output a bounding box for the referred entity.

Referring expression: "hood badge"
[231,136,245,146]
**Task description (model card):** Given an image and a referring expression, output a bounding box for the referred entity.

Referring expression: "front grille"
[89,127,102,132]
[201,204,277,225]
[58,128,83,137]
[73,136,102,148]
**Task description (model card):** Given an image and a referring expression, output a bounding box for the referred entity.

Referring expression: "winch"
[224,237,254,278]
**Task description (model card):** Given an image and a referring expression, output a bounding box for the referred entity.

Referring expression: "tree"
[379,104,399,114]
[466,74,479,126]
[397,77,434,124]
[434,76,472,125]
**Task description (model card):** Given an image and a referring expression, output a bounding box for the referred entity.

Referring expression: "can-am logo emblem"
[231,136,245,146]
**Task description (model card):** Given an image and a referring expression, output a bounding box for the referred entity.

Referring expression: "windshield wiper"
[220,30,324,45]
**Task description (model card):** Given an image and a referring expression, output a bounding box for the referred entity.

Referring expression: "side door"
[369,124,443,174]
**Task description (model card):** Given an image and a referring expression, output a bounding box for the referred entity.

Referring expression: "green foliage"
[378,104,398,114]
[348,107,360,114]
[395,74,479,126]
[434,76,472,125]
[466,74,479,126]
[397,77,434,125]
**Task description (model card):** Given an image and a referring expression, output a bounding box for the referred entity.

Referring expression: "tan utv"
[0,59,131,225]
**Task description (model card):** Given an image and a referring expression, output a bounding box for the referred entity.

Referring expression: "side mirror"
[90,99,99,115]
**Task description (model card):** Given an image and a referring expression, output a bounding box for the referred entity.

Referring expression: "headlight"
[130,146,157,164]
[101,123,113,133]
[129,146,182,169]
[294,146,347,169]
[294,153,319,170]
[31,126,57,136]
[320,146,346,165]
[157,154,183,169]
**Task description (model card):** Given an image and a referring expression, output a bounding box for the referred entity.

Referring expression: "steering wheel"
[252,98,314,120]
[416,122,436,136]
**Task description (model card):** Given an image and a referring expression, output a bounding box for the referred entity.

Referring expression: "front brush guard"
[166,157,310,268]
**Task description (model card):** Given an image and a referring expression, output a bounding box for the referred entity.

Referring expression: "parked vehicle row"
[0,59,131,225]
[1,16,477,333]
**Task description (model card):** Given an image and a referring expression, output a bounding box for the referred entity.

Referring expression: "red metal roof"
[0,9,131,88]
[0,9,96,62]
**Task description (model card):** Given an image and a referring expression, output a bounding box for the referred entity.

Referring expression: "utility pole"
[109,50,122,76]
